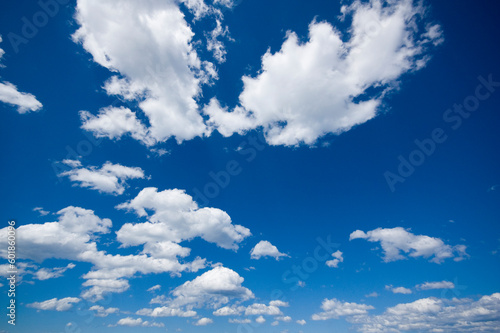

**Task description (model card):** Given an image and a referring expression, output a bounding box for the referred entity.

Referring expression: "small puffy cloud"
[34,263,76,280]
[81,278,130,301]
[365,292,379,298]
[270,300,289,307]
[275,316,292,322]
[350,293,500,333]
[170,266,254,308]
[117,187,251,250]
[255,316,266,323]
[0,82,43,113]
[111,317,165,327]
[205,0,442,146]
[213,305,244,316]
[386,285,412,294]
[0,37,42,113]
[28,297,81,311]
[312,299,374,320]
[147,285,161,292]
[250,240,289,260]
[115,317,143,327]
[349,227,468,263]
[326,250,344,268]
[416,281,455,290]
[296,319,306,325]
[142,321,165,328]
[229,318,251,324]
[194,317,213,326]
[60,160,145,195]
[140,267,254,317]
[89,305,119,317]
[80,107,154,146]
[136,306,196,318]
[33,207,50,216]
[245,302,284,316]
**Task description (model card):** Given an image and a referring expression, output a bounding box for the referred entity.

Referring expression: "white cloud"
[194,317,213,326]
[170,266,254,308]
[136,306,196,318]
[147,285,161,292]
[213,0,234,9]
[111,316,165,328]
[74,0,441,147]
[349,293,500,333]
[245,302,283,316]
[386,285,412,294]
[115,317,143,327]
[138,266,253,318]
[417,281,455,290]
[250,240,289,260]
[0,36,42,113]
[0,82,43,113]
[89,305,120,317]
[60,160,145,195]
[213,300,289,319]
[0,205,205,302]
[27,297,81,311]
[296,319,306,325]
[270,300,289,307]
[80,252,206,301]
[326,250,344,268]
[34,263,76,280]
[143,321,165,328]
[365,292,379,298]
[0,37,4,61]
[33,207,50,216]
[312,298,374,320]
[81,278,130,301]
[349,227,468,263]
[116,187,251,250]
[180,0,211,20]
[0,206,111,262]
[255,316,266,323]
[213,305,244,316]
[80,107,154,146]
[73,0,222,145]
[229,318,251,324]
[206,18,232,63]
[205,0,442,146]
[0,262,34,282]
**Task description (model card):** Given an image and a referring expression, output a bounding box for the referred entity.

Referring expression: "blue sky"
[0,0,499,332]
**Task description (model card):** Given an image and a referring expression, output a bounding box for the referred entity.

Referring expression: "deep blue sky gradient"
[0,0,499,332]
